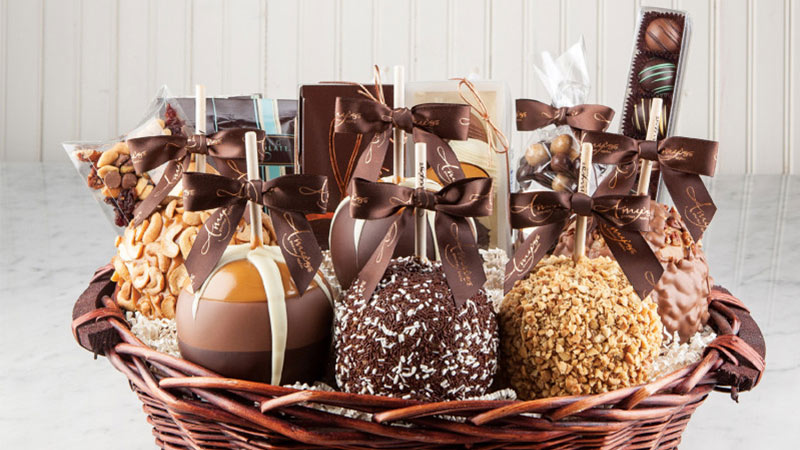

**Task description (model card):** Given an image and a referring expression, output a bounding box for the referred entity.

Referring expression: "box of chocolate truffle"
[298,83,394,248]
[406,80,512,253]
[618,7,692,198]
[64,86,189,233]
[175,95,262,132]
[174,95,297,180]
[256,98,297,180]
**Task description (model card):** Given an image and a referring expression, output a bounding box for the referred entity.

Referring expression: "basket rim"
[71,266,766,448]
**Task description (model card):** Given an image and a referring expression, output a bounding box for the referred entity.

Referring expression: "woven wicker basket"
[72,265,765,450]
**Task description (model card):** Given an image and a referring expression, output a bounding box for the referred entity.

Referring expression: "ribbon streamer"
[516,99,614,132]
[348,176,493,307]
[585,131,718,241]
[127,128,266,225]
[181,173,328,294]
[504,191,663,299]
[334,97,471,186]
[452,77,510,156]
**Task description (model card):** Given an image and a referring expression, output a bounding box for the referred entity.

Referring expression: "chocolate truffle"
[499,255,663,399]
[553,202,711,342]
[632,98,669,138]
[550,153,574,175]
[176,244,334,385]
[335,257,498,401]
[524,143,550,167]
[549,134,573,155]
[551,173,573,192]
[516,157,537,183]
[637,58,676,95]
[568,145,580,161]
[644,18,682,54]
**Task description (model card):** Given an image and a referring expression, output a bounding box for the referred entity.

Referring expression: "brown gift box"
[298,84,394,248]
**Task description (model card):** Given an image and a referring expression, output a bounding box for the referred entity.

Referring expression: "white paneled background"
[0,0,797,174]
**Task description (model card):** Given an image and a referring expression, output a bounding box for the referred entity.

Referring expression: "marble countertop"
[1,162,797,449]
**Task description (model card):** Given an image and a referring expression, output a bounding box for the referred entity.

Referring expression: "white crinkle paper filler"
[126,311,180,357]
[480,248,508,313]
[649,326,717,381]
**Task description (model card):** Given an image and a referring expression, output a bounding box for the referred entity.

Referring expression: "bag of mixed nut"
[64,86,188,233]
[515,39,614,194]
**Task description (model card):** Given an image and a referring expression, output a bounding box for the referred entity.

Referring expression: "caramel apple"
[176,244,334,384]
[499,255,663,399]
[553,202,712,342]
[335,257,497,401]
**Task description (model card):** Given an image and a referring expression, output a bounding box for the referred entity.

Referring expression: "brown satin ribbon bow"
[516,99,614,132]
[181,172,328,294]
[585,131,718,241]
[505,191,663,299]
[127,128,266,226]
[349,176,493,307]
[334,97,471,186]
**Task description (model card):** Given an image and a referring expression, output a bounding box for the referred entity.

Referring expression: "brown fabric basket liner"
[72,265,765,449]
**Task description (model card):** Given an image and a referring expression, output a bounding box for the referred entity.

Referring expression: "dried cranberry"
[164,104,185,136]
[104,188,137,227]
[87,166,103,190]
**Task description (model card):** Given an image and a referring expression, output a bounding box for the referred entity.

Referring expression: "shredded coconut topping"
[334,257,499,401]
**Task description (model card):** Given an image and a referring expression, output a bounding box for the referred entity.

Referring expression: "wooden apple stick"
[414,142,427,258]
[393,65,405,184]
[574,142,593,262]
[195,84,207,173]
[636,97,663,195]
[245,131,263,248]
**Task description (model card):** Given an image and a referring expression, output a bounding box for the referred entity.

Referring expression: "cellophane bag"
[64,86,189,234]
[515,39,605,194]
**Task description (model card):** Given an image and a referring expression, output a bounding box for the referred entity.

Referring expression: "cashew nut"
[177,227,198,259]
[116,281,136,311]
[131,264,150,290]
[160,223,182,258]
[165,199,178,219]
[160,294,176,319]
[142,212,162,244]
[112,256,130,280]
[167,264,189,296]
[182,211,202,226]
[134,219,149,242]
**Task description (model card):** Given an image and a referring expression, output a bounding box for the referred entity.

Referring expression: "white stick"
[392,65,405,184]
[245,131,263,248]
[414,142,427,259]
[636,97,663,195]
[195,84,207,173]
[574,142,593,263]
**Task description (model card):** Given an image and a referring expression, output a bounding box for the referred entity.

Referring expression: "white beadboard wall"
[0,0,797,174]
